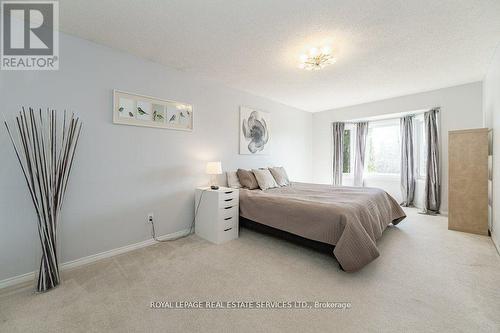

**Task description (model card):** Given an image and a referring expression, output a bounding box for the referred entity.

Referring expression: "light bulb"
[309,47,319,56]
[299,54,308,62]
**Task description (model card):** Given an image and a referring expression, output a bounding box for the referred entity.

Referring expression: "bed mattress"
[239,182,406,271]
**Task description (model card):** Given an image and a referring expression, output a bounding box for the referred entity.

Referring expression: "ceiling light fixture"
[298,46,336,70]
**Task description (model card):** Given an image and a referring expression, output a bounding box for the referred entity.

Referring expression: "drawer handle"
[224,217,232,221]
[225,191,233,194]
[224,227,233,232]
[224,198,233,202]
[224,206,233,210]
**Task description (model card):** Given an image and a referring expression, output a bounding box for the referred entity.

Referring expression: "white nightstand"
[195,187,239,244]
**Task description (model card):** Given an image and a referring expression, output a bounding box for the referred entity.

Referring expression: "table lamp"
[206,161,222,190]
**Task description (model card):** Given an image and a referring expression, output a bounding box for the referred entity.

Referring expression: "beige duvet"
[239,182,406,272]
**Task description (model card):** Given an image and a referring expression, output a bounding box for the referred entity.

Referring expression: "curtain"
[400,116,415,206]
[423,108,441,214]
[353,122,369,187]
[332,122,345,186]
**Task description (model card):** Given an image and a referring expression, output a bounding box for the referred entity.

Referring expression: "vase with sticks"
[4,108,82,292]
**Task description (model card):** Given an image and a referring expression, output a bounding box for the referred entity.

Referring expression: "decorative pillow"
[252,169,279,190]
[237,169,259,189]
[226,171,242,189]
[269,167,290,186]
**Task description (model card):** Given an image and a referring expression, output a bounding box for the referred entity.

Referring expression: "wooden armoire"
[448,128,492,236]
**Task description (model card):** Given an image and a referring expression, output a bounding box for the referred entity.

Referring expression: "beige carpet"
[1,208,499,332]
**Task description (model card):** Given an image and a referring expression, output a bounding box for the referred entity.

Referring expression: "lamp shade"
[206,161,222,175]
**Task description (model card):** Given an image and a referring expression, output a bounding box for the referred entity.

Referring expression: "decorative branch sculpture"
[4,108,82,292]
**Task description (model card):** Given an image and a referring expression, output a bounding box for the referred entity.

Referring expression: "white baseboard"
[0,228,191,290]
[492,231,500,256]
[0,271,38,290]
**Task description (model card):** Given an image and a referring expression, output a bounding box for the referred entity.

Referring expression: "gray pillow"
[252,169,278,190]
[269,167,290,186]
[237,169,259,190]
[226,171,242,189]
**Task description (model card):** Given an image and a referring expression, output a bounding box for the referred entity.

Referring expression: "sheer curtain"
[332,122,345,186]
[423,108,441,214]
[400,116,415,206]
[353,122,369,186]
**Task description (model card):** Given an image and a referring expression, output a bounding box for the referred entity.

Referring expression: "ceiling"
[58,0,500,112]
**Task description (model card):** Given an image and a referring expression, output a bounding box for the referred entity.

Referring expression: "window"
[342,125,356,175]
[340,113,427,180]
[365,119,401,175]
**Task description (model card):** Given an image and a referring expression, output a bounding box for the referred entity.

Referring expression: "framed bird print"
[113,90,193,131]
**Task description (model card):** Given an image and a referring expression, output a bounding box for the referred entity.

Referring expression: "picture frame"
[239,105,271,155]
[112,89,193,131]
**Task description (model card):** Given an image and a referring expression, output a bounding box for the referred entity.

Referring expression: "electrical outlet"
[147,213,154,224]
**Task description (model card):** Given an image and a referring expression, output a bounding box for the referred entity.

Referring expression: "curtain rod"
[341,107,440,124]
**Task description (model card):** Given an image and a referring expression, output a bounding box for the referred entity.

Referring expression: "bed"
[238,182,406,272]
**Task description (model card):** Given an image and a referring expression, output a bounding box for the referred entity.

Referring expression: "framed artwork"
[113,90,193,131]
[239,106,271,155]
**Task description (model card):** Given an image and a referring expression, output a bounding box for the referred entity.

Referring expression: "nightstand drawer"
[221,217,238,232]
[219,224,238,243]
[219,205,238,221]
[218,190,239,208]
[220,214,236,225]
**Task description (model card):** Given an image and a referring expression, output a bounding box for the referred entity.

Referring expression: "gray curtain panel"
[353,122,369,187]
[400,116,415,206]
[332,122,345,186]
[423,108,441,214]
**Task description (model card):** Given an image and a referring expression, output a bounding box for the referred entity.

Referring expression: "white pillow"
[269,167,290,186]
[226,171,242,189]
[252,169,278,190]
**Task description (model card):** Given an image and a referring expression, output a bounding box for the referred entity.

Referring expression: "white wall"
[312,82,484,213]
[0,33,313,282]
[483,45,500,253]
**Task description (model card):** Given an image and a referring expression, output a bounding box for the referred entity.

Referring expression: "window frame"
[339,112,431,184]
[364,118,401,178]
